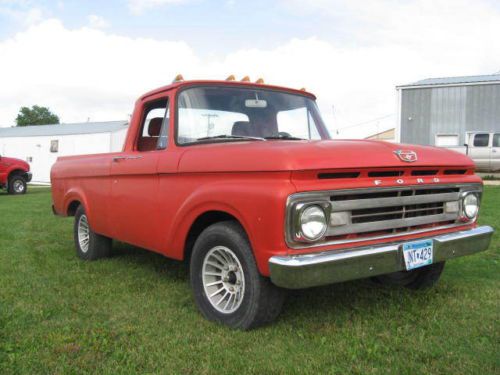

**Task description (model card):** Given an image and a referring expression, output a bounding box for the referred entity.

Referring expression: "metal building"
[396,74,500,145]
[0,121,128,183]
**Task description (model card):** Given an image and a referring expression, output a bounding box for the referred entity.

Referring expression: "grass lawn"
[1,187,499,374]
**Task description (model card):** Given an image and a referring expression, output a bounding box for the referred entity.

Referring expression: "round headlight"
[300,205,327,241]
[462,193,479,219]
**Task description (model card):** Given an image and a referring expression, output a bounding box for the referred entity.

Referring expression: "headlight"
[300,205,327,241]
[462,193,479,220]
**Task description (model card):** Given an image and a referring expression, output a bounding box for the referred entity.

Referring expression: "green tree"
[15,105,60,126]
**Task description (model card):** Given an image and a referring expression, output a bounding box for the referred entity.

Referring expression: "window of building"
[473,133,490,147]
[50,140,59,153]
[435,134,459,147]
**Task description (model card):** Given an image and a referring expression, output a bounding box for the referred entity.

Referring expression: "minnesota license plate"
[402,239,433,271]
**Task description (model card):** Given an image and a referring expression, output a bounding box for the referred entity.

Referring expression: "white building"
[0,121,128,184]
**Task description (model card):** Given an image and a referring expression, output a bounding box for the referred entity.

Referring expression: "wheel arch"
[66,200,82,216]
[183,210,246,262]
[170,202,254,263]
[63,189,90,219]
[7,168,27,180]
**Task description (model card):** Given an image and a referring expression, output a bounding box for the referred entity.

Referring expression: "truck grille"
[326,186,461,239]
[286,183,483,249]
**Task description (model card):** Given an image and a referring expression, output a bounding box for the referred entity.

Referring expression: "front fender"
[165,174,295,276]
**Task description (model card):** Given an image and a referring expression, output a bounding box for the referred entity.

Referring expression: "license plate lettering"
[403,240,433,271]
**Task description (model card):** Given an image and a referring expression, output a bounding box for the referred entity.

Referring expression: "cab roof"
[139,80,317,101]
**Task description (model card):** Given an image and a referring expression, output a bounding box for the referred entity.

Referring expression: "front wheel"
[374,262,446,290]
[8,174,27,195]
[190,221,285,330]
[74,205,112,260]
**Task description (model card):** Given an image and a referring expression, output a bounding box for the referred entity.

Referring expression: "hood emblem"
[394,149,417,163]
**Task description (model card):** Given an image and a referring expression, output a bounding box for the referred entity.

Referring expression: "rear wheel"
[190,221,285,330]
[8,174,27,195]
[74,205,112,260]
[374,262,446,290]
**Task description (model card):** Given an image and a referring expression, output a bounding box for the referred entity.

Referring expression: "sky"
[0,0,499,138]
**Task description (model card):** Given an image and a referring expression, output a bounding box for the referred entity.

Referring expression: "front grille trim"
[285,183,482,249]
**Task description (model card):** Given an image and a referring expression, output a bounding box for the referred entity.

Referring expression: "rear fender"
[63,188,90,220]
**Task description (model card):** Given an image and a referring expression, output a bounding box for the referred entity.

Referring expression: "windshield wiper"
[196,134,265,141]
[264,134,305,140]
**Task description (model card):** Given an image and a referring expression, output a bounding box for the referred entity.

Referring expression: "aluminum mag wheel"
[77,214,90,253]
[202,246,245,314]
[13,180,25,193]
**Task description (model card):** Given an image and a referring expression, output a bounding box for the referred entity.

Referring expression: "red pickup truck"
[51,78,494,329]
[0,155,32,194]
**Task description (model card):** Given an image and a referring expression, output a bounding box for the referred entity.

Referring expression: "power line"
[336,114,394,131]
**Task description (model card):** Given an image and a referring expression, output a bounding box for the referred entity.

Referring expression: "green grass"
[1,187,499,374]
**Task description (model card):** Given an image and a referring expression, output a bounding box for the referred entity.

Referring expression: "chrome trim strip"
[326,212,458,236]
[270,225,494,289]
[285,183,482,249]
[330,191,459,211]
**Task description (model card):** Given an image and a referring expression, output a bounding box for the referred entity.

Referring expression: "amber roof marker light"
[226,74,236,81]
[172,74,184,83]
[241,76,251,82]
[255,78,265,84]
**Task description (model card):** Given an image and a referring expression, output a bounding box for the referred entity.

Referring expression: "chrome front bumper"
[269,226,494,289]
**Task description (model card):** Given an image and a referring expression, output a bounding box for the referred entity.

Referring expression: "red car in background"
[0,155,32,194]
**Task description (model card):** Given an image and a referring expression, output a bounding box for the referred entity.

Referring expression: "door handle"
[113,156,143,162]
[493,149,497,153]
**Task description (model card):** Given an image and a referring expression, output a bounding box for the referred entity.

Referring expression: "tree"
[16,105,60,126]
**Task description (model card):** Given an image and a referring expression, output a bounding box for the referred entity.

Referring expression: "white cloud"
[128,0,189,14]
[87,14,109,29]
[0,0,499,138]
[0,3,44,27]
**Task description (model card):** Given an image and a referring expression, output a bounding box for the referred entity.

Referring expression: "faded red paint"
[50,80,480,276]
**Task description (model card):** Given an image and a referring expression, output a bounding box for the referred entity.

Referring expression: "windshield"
[176,86,330,144]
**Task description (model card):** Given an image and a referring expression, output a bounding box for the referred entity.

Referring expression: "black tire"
[374,262,446,290]
[190,221,285,330]
[74,205,112,260]
[7,174,27,195]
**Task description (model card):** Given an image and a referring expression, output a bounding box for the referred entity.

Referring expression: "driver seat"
[232,121,252,136]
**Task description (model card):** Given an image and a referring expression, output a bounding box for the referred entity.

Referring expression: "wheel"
[190,221,285,330]
[8,174,27,195]
[374,262,446,290]
[74,205,112,260]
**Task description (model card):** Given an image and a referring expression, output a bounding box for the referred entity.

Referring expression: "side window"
[276,107,321,140]
[493,134,500,147]
[137,99,169,152]
[473,133,490,147]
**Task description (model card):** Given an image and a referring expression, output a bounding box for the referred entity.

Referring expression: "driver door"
[109,97,170,251]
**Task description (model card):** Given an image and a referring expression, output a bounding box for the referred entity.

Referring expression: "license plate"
[402,239,433,271]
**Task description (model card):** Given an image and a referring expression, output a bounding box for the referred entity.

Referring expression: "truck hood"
[0,156,29,171]
[177,139,474,173]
